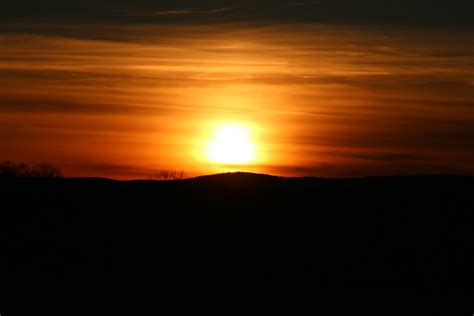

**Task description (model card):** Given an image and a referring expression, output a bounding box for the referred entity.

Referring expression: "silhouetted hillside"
[1,173,473,315]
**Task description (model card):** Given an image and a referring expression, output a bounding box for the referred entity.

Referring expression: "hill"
[1,173,473,315]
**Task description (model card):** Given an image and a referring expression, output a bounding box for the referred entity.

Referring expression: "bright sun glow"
[207,124,255,164]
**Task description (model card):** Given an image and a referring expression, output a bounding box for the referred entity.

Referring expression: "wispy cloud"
[76,163,154,179]
[113,7,235,19]
[155,7,234,16]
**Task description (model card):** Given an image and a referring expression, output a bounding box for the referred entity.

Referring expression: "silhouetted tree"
[0,161,31,177]
[0,161,63,178]
[31,162,63,178]
[150,170,186,181]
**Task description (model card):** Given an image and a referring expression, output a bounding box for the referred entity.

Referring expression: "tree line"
[0,161,189,180]
[0,161,63,178]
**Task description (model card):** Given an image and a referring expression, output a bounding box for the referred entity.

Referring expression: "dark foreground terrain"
[1,173,473,315]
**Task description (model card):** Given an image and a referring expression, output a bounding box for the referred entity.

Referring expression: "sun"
[206,124,255,164]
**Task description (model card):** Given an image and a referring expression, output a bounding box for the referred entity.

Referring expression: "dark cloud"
[340,152,421,163]
[0,94,165,115]
[78,163,154,179]
[1,0,473,27]
[266,161,474,178]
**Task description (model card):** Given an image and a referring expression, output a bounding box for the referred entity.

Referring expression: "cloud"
[264,160,474,178]
[155,10,195,16]
[0,93,168,115]
[1,1,473,27]
[340,152,421,163]
[154,7,234,16]
[77,163,153,179]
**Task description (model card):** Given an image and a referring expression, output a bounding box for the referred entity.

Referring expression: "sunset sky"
[1,1,473,179]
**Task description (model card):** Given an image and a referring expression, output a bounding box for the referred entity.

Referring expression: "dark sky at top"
[2,0,473,27]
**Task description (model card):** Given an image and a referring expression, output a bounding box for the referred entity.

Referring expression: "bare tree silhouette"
[149,170,186,181]
[0,161,31,177]
[0,161,63,178]
[31,162,63,178]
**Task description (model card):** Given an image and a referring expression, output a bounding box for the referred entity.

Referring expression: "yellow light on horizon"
[206,124,255,164]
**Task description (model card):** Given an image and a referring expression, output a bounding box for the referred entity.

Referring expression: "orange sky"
[0,24,473,179]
